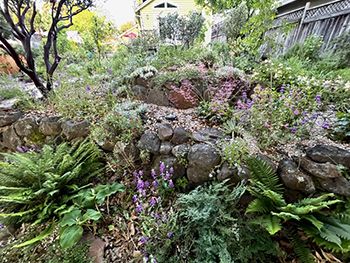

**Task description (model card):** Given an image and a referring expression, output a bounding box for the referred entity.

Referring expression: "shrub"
[224,3,248,42]
[331,110,350,142]
[91,100,146,146]
[0,140,124,248]
[221,137,249,168]
[154,181,278,263]
[159,12,205,47]
[284,36,323,62]
[152,66,202,88]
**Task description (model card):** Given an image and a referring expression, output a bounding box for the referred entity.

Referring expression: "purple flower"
[159,162,165,174]
[293,109,300,115]
[132,195,138,203]
[164,171,171,180]
[152,180,159,188]
[151,169,157,179]
[140,236,148,244]
[168,179,174,188]
[169,167,174,175]
[85,85,91,92]
[167,232,174,239]
[136,204,143,214]
[144,181,150,188]
[311,113,319,120]
[290,127,297,134]
[149,196,158,207]
[321,121,330,129]
[242,91,247,99]
[138,170,144,177]
[137,179,145,192]
[315,94,321,104]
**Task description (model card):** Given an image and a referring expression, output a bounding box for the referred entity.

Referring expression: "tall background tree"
[0,0,93,97]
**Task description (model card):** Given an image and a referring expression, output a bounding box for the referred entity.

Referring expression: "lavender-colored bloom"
[149,196,158,207]
[132,195,138,203]
[140,236,148,244]
[151,169,157,179]
[321,121,330,129]
[144,181,150,188]
[159,162,166,174]
[152,180,159,188]
[137,179,145,191]
[279,85,285,93]
[242,91,247,99]
[301,118,308,125]
[311,113,319,120]
[138,170,144,177]
[167,232,174,239]
[290,127,297,134]
[164,171,171,180]
[293,109,300,115]
[315,94,321,104]
[168,179,174,188]
[0,223,4,230]
[136,204,143,214]
[85,85,91,92]
[169,167,174,175]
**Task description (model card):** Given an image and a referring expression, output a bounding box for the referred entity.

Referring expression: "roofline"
[135,0,154,13]
[278,0,298,7]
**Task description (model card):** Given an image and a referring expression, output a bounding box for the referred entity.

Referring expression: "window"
[155,3,166,8]
[167,2,177,8]
[154,2,177,9]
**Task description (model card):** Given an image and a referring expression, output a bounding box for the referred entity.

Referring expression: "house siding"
[137,0,200,30]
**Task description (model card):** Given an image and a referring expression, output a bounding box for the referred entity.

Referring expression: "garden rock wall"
[1,106,349,196]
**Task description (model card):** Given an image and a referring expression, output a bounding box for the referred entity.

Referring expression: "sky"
[96,0,136,27]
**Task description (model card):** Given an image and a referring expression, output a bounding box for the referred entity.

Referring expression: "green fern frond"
[290,232,315,263]
[246,157,283,194]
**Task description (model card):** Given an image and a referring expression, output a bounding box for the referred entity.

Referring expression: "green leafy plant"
[331,110,350,142]
[154,181,278,263]
[0,140,124,248]
[221,137,248,168]
[246,158,350,259]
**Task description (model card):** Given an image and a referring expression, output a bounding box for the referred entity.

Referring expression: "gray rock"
[113,141,139,162]
[13,117,39,137]
[0,98,18,111]
[316,176,350,197]
[137,131,160,154]
[164,114,177,121]
[172,144,190,158]
[39,117,62,136]
[256,154,277,173]
[83,234,106,263]
[217,162,238,182]
[1,126,22,150]
[297,157,342,179]
[131,85,147,100]
[306,145,350,169]
[171,127,190,145]
[160,142,172,155]
[62,120,90,140]
[277,159,315,194]
[187,143,221,184]
[157,123,173,141]
[192,128,224,143]
[146,88,170,106]
[0,111,22,127]
[152,155,186,179]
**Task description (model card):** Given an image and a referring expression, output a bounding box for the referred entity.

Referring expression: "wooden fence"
[212,0,350,54]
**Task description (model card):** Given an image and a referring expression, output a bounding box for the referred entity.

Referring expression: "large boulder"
[172,144,190,159]
[1,126,22,150]
[315,176,350,197]
[62,120,90,140]
[187,143,221,184]
[306,145,350,169]
[297,157,342,179]
[0,111,22,127]
[146,88,170,106]
[137,131,161,154]
[277,159,315,194]
[171,127,190,145]
[39,117,62,136]
[192,128,224,143]
[157,123,173,141]
[13,117,39,137]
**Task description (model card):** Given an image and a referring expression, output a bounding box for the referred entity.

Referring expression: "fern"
[290,231,315,263]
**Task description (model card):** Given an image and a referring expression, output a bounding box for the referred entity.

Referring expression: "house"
[277,0,340,15]
[134,0,201,31]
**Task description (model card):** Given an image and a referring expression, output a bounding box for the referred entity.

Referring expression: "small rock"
[164,114,177,121]
[113,141,139,162]
[171,127,190,145]
[152,155,186,179]
[160,142,172,155]
[306,145,350,169]
[192,128,224,143]
[297,157,342,179]
[39,117,62,136]
[62,120,90,140]
[0,98,18,110]
[0,111,22,127]
[146,88,170,106]
[277,159,315,194]
[13,117,39,137]
[172,144,190,158]
[187,143,221,184]
[157,123,173,141]
[88,236,106,263]
[137,131,160,154]
[131,85,147,100]
[217,162,238,182]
